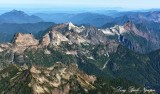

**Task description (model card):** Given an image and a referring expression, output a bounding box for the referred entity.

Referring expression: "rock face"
[100,25,128,36]
[0,62,96,94]
[41,30,70,46]
[44,22,108,46]
[124,21,156,42]
[100,21,159,53]
[13,33,39,47]
[68,22,85,33]
[41,32,51,46]
[41,23,90,46]
[12,33,39,53]
[30,62,96,94]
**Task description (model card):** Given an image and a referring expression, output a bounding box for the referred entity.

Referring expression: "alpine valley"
[0,9,160,94]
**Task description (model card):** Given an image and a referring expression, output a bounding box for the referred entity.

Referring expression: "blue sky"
[0,0,160,9]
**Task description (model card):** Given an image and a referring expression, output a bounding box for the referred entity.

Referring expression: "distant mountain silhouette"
[0,22,55,42]
[0,10,43,23]
[35,12,113,27]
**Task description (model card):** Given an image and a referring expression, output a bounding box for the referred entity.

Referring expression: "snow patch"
[100,29,115,35]
[67,22,85,33]
[100,25,128,36]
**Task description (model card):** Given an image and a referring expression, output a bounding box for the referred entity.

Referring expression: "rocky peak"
[0,62,96,94]
[67,22,85,33]
[41,31,52,46]
[11,33,39,53]
[13,33,39,47]
[41,30,70,46]
[52,22,85,34]
[100,24,128,36]
[41,23,88,46]
[123,20,136,31]
[123,21,156,42]
[68,22,76,30]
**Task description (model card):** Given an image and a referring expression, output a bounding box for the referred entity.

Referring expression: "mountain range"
[0,22,55,42]
[0,22,159,93]
[0,10,160,53]
[35,12,113,27]
[1,9,160,93]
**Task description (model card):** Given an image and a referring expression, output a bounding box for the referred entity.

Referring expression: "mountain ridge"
[0,10,43,24]
[0,22,159,93]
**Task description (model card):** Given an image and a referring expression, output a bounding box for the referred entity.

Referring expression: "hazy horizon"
[0,0,160,14]
[0,0,160,9]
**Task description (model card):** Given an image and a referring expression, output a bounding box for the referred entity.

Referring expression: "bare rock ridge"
[1,22,158,54]
[100,21,160,53]
[30,62,96,94]
[124,21,156,42]
[5,22,152,54]
[13,33,39,47]
[67,22,85,33]
[41,22,99,47]
[41,30,70,46]
[11,33,39,53]
[0,62,96,94]
[0,22,99,54]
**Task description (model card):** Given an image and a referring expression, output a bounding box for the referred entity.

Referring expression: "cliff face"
[124,21,157,43]
[13,33,39,47]
[11,33,39,53]
[100,21,160,53]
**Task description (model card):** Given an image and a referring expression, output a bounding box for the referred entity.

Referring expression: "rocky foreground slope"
[0,22,159,94]
[0,62,97,94]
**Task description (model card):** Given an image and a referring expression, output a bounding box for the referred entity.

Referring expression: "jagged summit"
[123,20,136,31]
[12,33,39,47]
[0,23,106,54]
[100,24,127,36]
[67,22,75,29]
[100,21,137,36]
[67,22,85,33]
[10,33,39,53]
[99,21,159,53]
[1,22,156,54]
[52,22,85,34]
[0,62,96,94]
[41,23,88,46]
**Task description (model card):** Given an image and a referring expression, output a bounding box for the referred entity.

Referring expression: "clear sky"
[0,0,160,9]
